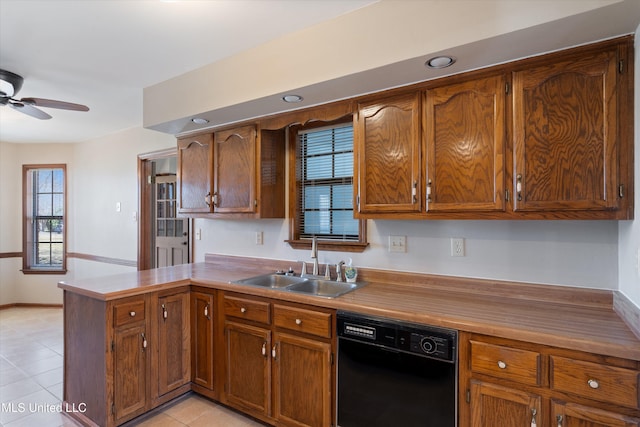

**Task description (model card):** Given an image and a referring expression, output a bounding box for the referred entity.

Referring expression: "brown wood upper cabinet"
[512,47,621,213]
[177,125,285,218]
[424,74,506,213]
[177,133,214,214]
[355,92,423,216]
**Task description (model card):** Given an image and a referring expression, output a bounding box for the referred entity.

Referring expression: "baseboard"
[0,303,63,310]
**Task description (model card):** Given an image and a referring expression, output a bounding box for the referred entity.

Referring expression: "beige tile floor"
[0,307,264,427]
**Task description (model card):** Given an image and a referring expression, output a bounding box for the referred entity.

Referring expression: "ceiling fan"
[0,69,89,120]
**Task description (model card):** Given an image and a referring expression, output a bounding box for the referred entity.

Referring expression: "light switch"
[389,236,406,253]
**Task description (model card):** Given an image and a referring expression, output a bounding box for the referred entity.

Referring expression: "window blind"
[297,124,358,241]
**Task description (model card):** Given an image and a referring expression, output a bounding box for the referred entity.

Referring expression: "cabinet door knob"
[204,304,210,319]
[240,307,247,313]
[497,360,507,369]
[271,344,277,360]
[261,342,267,357]
[587,379,599,389]
[295,318,302,325]
[129,311,136,317]
[556,415,563,427]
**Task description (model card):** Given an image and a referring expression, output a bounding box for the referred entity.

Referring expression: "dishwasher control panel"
[337,311,457,363]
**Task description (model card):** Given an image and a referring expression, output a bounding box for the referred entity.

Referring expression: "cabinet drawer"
[470,340,541,386]
[113,298,146,327]
[223,295,271,324]
[551,356,639,409]
[273,304,332,339]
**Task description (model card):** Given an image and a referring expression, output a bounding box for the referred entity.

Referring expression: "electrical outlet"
[451,238,465,257]
[389,235,407,253]
[256,231,264,245]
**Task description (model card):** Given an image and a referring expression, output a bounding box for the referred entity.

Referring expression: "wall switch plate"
[637,247,640,277]
[451,238,465,257]
[196,229,202,240]
[116,202,121,212]
[256,231,264,245]
[389,235,407,253]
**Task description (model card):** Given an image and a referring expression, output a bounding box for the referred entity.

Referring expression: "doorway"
[138,148,190,270]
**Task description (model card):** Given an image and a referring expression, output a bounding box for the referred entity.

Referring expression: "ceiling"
[0,0,377,144]
[1,1,638,145]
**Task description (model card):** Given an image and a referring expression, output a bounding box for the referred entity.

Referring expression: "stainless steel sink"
[231,273,366,298]
[286,279,365,298]
[231,273,307,288]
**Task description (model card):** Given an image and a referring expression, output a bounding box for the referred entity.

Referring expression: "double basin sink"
[230,273,365,298]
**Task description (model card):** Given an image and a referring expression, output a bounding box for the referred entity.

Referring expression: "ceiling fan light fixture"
[0,69,23,97]
[191,117,209,125]
[282,94,303,103]
[425,56,456,69]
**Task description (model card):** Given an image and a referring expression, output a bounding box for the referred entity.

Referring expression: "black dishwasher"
[337,311,458,427]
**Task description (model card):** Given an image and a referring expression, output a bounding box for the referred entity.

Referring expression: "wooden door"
[113,324,147,425]
[177,133,213,214]
[156,292,190,397]
[470,380,542,427]
[225,321,271,417]
[273,332,332,427]
[552,401,640,427]
[214,125,257,213]
[425,74,506,212]
[512,49,619,212]
[191,291,214,390]
[155,175,188,267]
[355,92,422,214]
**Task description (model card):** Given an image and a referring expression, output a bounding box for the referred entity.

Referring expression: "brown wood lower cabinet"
[461,333,640,427]
[191,289,216,395]
[221,292,335,427]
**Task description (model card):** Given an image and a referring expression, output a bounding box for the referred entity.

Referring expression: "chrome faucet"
[336,260,345,282]
[310,236,319,276]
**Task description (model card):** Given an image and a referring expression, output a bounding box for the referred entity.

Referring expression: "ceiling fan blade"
[21,97,89,112]
[9,101,52,120]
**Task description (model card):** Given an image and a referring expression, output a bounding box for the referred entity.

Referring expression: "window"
[288,120,367,252]
[22,165,67,273]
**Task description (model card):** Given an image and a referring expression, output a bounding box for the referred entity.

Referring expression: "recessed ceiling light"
[191,117,209,125]
[425,56,456,69]
[282,94,303,103]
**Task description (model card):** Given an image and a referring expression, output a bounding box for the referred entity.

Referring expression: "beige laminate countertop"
[58,261,640,362]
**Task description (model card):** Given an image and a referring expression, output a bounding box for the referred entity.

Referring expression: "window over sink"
[287,119,367,252]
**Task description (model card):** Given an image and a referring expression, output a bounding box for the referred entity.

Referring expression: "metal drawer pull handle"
[261,342,267,357]
[295,318,302,325]
[129,311,136,317]
[497,360,507,369]
[240,307,247,313]
[272,344,277,360]
[587,379,599,389]
[556,415,563,427]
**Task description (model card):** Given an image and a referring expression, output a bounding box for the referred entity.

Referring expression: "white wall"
[0,128,175,305]
[0,142,75,305]
[618,25,640,307]
[193,218,618,289]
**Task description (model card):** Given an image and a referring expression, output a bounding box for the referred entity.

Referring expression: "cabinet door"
[114,324,147,425]
[425,75,506,212]
[177,133,213,214]
[552,401,640,427]
[225,321,271,417]
[512,49,619,212]
[470,380,542,427]
[157,292,190,396]
[355,92,422,214]
[273,332,332,427]
[214,125,257,213]
[191,291,214,390]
